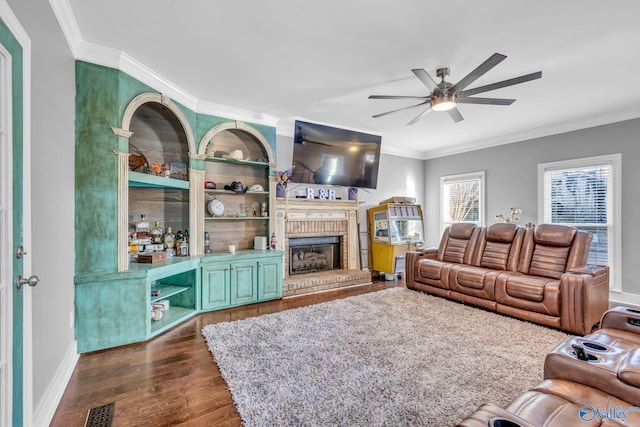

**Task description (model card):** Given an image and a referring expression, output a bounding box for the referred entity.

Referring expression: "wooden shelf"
[205,189,269,195]
[128,171,190,189]
[150,306,196,334]
[204,156,270,168]
[151,284,189,303]
[204,216,269,221]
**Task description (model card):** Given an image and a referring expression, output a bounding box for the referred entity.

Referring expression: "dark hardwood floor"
[51,277,404,426]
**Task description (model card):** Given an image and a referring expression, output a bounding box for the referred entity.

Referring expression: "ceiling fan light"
[431,94,457,112]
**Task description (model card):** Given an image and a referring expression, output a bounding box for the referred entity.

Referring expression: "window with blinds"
[539,154,621,291]
[440,171,485,233]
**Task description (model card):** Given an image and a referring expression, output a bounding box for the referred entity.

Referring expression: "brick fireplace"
[275,198,372,297]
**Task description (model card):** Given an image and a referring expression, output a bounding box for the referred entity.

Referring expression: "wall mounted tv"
[291,120,382,189]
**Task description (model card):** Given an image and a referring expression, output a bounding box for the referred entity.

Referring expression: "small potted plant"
[275,167,294,198]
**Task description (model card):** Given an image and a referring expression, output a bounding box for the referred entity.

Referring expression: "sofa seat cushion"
[495,273,561,316]
[618,348,640,388]
[415,259,452,290]
[449,266,501,300]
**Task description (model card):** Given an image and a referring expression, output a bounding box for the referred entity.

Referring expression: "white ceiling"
[62,0,640,159]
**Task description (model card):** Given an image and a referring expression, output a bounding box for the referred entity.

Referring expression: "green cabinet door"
[230,261,258,306]
[258,257,282,301]
[202,263,231,310]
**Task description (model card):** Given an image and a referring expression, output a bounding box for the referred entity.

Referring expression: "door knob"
[16,274,39,289]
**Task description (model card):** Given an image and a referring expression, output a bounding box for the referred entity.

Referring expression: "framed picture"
[169,162,188,180]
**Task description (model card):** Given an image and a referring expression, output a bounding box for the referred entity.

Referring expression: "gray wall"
[424,117,640,299]
[8,0,77,416]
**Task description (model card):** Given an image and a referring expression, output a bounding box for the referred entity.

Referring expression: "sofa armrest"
[405,251,424,287]
[600,305,640,332]
[455,403,535,427]
[560,265,610,335]
[421,247,439,259]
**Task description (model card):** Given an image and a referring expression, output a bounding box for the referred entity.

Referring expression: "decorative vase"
[276,184,287,198]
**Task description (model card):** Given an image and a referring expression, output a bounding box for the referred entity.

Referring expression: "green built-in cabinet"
[74,61,283,353]
[201,251,283,310]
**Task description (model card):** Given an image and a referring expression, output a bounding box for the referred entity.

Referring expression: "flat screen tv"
[291,120,382,189]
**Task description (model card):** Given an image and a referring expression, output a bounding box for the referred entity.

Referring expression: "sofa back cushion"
[439,223,479,265]
[477,223,523,271]
[520,224,582,279]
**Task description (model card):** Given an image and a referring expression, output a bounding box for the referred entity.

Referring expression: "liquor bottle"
[164,227,176,257]
[177,237,189,257]
[135,214,149,238]
[151,220,164,244]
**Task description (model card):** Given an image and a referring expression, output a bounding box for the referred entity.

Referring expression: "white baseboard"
[32,341,79,427]
[609,290,640,310]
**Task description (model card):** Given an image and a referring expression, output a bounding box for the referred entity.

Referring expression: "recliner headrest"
[534,224,576,247]
[486,223,518,243]
[448,223,476,239]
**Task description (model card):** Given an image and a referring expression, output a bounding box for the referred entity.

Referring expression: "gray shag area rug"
[202,287,568,426]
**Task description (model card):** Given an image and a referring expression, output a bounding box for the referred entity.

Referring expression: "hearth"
[288,236,341,275]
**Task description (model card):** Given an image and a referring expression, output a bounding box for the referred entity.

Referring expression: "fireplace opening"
[288,236,341,275]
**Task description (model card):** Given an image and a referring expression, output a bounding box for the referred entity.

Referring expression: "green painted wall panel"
[75,277,148,352]
[75,62,122,273]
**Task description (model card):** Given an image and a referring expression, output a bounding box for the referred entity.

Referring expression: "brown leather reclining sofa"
[457,306,640,427]
[406,222,609,335]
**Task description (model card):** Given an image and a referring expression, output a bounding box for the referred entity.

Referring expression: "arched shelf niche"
[197,121,277,253]
[197,120,275,164]
[113,93,197,270]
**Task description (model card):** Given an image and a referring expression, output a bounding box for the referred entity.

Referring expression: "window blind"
[543,163,612,266]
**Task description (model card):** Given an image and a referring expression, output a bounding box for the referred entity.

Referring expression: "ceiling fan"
[368,53,542,125]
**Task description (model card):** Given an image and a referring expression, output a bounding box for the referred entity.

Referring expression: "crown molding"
[422,106,640,160]
[50,0,278,127]
[49,0,81,54]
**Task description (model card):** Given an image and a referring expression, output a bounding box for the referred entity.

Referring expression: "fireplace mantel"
[275,198,369,296]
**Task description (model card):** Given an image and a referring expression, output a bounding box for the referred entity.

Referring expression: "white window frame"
[440,171,485,235]
[538,154,621,292]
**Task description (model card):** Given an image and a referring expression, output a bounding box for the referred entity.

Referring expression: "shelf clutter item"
[254,236,267,251]
[137,252,168,263]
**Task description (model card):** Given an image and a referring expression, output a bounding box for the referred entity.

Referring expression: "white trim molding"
[49,0,278,127]
[32,342,78,427]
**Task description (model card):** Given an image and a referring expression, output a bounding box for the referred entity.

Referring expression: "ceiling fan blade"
[372,100,430,118]
[368,95,430,100]
[407,105,432,125]
[411,68,438,92]
[447,107,464,123]
[450,53,507,93]
[458,71,542,97]
[457,97,516,105]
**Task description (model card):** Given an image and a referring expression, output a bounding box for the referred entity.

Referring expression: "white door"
[0,4,33,425]
[0,41,13,427]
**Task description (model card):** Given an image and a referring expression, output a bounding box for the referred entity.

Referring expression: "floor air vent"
[85,402,115,427]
